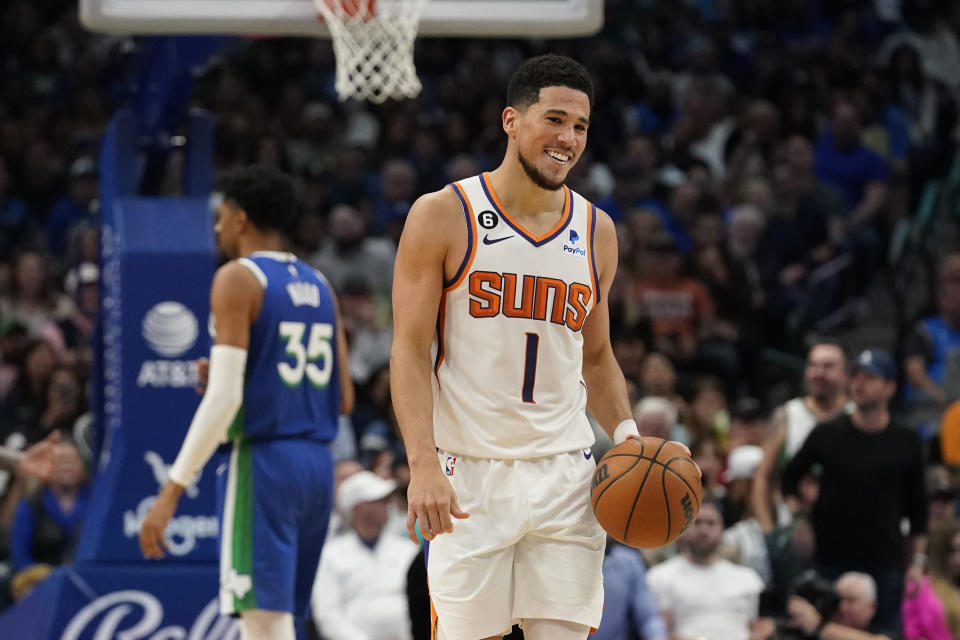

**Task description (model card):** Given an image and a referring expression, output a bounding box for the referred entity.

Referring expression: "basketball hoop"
[313,0,428,103]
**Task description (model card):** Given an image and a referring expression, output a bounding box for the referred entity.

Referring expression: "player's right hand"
[139,483,183,559]
[406,466,469,543]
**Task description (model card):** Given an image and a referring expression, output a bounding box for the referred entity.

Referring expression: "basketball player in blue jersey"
[138,166,353,640]
[391,55,695,640]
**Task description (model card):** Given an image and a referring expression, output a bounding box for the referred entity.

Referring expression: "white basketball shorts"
[427,449,605,640]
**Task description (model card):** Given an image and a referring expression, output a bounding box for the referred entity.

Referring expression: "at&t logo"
[138,301,201,388]
[142,301,199,357]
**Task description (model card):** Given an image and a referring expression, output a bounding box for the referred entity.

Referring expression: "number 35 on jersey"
[277,321,333,388]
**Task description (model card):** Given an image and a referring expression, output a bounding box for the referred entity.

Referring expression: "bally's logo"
[138,302,201,388]
[562,229,586,256]
[62,592,238,640]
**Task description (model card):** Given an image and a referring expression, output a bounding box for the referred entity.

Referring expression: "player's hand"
[16,431,60,481]
[139,483,183,559]
[406,464,469,544]
[195,358,209,394]
[626,435,701,477]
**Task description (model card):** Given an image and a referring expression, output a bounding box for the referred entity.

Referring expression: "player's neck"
[487,164,566,218]
[238,231,285,258]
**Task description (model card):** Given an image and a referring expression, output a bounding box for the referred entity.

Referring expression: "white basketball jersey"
[432,173,599,459]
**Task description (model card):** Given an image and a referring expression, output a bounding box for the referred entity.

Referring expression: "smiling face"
[505,86,590,191]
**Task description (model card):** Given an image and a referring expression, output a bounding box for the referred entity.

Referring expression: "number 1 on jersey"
[522,332,539,404]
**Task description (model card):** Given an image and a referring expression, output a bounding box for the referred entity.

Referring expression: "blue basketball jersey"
[228,251,340,442]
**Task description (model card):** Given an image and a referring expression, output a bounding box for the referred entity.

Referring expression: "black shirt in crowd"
[781,413,927,573]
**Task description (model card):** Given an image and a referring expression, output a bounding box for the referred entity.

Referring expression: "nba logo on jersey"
[445,456,457,476]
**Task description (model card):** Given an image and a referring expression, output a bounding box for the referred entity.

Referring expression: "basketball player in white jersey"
[750,340,850,533]
[391,55,691,640]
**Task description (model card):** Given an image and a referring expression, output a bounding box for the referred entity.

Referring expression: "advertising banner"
[0,565,237,639]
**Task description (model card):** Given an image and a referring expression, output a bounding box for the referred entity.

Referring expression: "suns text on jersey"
[468,271,591,331]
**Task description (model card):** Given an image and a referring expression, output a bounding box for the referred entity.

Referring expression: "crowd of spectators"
[2,0,960,636]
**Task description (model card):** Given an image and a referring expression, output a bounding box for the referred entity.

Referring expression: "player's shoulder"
[585,201,615,241]
[409,185,464,221]
[213,259,264,292]
[401,185,468,247]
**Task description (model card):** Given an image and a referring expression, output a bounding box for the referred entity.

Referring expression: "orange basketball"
[590,436,702,548]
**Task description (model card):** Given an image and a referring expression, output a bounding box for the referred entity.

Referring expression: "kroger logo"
[142,302,199,358]
[123,451,217,556]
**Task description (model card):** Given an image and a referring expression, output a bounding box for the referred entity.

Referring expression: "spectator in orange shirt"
[636,231,721,371]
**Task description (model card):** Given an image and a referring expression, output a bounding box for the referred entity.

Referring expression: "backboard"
[80,0,603,37]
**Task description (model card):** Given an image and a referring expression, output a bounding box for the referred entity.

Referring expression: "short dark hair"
[507,54,594,110]
[215,165,297,232]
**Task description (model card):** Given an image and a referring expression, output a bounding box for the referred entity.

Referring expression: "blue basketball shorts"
[216,438,333,618]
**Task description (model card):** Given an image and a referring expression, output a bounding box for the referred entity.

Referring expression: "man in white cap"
[312,470,420,640]
[722,445,772,584]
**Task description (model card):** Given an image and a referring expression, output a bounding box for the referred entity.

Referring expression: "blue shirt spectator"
[45,157,98,257]
[814,102,890,213]
[9,438,90,570]
[904,253,960,404]
[11,485,90,570]
[594,542,668,640]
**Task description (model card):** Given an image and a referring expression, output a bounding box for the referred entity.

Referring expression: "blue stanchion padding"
[77,192,217,564]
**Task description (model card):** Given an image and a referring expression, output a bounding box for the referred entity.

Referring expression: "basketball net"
[313,0,428,103]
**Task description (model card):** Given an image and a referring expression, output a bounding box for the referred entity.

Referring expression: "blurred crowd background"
[2,0,960,637]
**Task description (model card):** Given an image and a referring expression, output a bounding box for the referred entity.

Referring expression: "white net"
[312,0,428,103]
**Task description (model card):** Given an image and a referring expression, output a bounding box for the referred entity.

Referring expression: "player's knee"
[238,609,295,640]
[521,618,590,640]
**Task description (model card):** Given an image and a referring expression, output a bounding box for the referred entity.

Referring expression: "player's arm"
[580,208,642,444]
[139,262,261,559]
[390,188,468,543]
[750,405,787,533]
